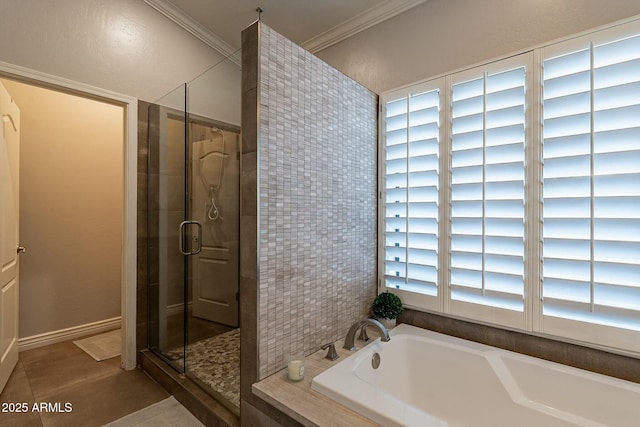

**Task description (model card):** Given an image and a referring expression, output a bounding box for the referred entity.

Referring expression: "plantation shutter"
[449,56,528,328]
[378,19,640,354]
[382,87,440,299]
[542,29,640,344]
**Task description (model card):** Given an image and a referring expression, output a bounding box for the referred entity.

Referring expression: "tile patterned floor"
[166,328,240,409]
[0,336,169,427]
[104,396,204,426]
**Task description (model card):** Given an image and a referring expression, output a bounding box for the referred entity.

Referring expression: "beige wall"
[0,0,224,102]
[1,79,123,338]
[317,0,640,94]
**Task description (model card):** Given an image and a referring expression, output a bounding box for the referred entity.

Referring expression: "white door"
[191,131,239,327]
[0,82,20,393]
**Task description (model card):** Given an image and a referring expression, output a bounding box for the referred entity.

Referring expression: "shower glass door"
[148,50,242,414]
[148,83,188,372]
[184,49,241,413]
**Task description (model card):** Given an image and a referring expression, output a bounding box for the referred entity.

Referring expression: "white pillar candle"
[287,359,305,382]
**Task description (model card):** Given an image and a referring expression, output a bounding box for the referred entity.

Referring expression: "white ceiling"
[145,0,428,56]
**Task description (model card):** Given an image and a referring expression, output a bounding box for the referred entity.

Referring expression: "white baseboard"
[18,317,122,352]
[166,301,193,317]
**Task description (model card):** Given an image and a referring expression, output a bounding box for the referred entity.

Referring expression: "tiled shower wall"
[136,101,151,356]
[242,23,378,380]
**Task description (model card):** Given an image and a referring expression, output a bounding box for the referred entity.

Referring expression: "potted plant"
[372,291,403,329]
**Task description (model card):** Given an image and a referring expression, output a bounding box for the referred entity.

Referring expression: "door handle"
[17,246,26,254]
[178,221,202,255]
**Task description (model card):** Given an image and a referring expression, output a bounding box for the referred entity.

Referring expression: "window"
[380,18,640,354]
[541,26,640,350]
[382,82,442,311]
[449,58,528,329]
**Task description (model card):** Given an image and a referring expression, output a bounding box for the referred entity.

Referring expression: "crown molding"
[144,0,238,59]
[145,0,428,58]
[301,0,429,53]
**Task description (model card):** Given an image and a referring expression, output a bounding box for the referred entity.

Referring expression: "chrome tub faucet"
[343,318,390,351]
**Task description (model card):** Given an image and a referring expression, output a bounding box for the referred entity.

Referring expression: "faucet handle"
[321,342,339,361]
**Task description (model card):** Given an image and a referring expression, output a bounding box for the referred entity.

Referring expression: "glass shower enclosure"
[147,50,241,414]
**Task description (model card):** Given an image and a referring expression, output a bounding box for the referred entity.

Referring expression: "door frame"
[0,60,137,370]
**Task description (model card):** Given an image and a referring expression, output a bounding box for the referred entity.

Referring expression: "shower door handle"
[178,220,202,255]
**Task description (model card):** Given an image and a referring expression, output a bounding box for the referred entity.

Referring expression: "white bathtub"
[311,324,640,427]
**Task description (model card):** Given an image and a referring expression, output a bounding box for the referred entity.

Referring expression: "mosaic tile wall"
[256,24,378,378]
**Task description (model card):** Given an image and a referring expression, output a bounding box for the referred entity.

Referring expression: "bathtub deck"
[255,324,640,426]
[252,338,380,427]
